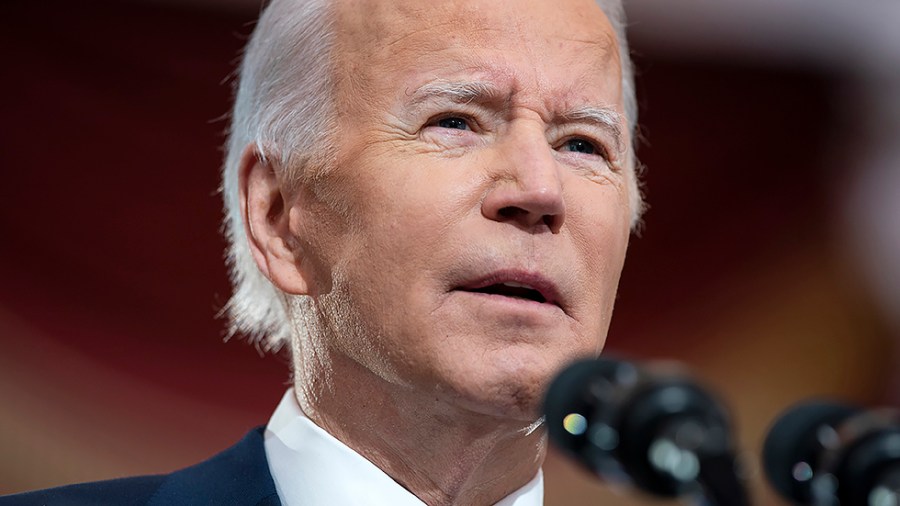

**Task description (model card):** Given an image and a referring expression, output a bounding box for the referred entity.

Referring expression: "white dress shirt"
[264,390,544,506]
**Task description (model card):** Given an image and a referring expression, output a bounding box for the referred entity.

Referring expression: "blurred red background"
[1,1,897,504]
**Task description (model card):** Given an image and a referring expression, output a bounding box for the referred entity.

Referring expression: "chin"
[440,351,571,423]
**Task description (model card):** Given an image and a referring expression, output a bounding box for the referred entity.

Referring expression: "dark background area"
[2,1,896,504]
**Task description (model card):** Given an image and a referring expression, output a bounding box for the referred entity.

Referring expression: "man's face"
[292,0,632,420]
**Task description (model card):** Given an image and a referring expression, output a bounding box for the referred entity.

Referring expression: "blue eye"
[563,138,596,155]
[437,117,470,130]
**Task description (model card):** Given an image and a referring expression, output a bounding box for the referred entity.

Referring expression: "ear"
[238,145,312,296]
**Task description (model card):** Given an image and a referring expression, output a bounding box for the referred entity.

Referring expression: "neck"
[292,347,546,506]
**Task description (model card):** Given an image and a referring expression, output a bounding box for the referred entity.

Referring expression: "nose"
[481,128,566,233]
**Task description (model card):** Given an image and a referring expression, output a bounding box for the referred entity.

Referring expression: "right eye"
[433,116,472,131]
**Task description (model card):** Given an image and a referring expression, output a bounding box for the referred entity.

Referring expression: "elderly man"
[1,0,639,504]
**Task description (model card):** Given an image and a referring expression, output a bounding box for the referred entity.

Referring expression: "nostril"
[495,206,560,232]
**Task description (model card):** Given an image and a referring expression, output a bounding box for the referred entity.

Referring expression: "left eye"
[561,138,596,155]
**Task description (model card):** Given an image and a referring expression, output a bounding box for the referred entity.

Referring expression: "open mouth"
[462,282,548,304]
[454,270,563,311]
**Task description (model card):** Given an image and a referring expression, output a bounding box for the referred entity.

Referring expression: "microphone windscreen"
[762,401,858,503]
[544,359,619,463]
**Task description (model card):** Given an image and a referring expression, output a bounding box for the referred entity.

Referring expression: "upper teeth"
[501,282,532,289]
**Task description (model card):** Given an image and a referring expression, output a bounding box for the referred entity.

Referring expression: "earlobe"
[238,145,312,296]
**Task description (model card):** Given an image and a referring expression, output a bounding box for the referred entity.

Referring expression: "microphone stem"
[696,452,750,506]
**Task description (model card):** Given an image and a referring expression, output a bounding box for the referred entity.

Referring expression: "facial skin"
[244,0,632,502]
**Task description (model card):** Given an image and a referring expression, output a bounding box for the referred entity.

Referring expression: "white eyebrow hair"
[407,80,505,106]
[407,82,625,153]
[561,106,625,155]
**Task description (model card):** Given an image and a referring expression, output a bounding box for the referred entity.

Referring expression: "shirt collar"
[263,390,543,506]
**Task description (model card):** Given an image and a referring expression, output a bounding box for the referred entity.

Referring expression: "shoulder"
[0,475,165,506]
[0,427,280,506]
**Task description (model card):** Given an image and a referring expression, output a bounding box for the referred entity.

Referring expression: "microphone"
[543,356,749,505]
[763,400,900,505]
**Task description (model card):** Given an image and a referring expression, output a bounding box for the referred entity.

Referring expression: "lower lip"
[452,290,564,317]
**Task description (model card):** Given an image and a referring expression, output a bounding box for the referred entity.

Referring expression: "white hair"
[221,0,641,351]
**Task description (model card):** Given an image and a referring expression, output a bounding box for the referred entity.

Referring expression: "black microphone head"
[616,380,731,497]
[762,400,859,504]
[543,357,639,482]
[544,357,736,498]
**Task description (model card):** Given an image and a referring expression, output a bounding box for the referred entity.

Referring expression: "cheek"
[325,182,448,303]
[572,186,631,299]
[352,162,478,262]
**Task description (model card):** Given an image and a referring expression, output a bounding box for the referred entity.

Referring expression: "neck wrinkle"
[292,344,546,506]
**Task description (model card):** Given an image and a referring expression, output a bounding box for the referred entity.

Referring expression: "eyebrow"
[407,81,625,153]
[407,80,506,107]
[560,106,625,155]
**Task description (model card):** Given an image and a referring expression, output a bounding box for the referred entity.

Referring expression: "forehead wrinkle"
[562,28,619,57]
[380,19,457,50]
[503,32,620,121]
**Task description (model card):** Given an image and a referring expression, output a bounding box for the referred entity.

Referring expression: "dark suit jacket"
[0,427,281,506]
